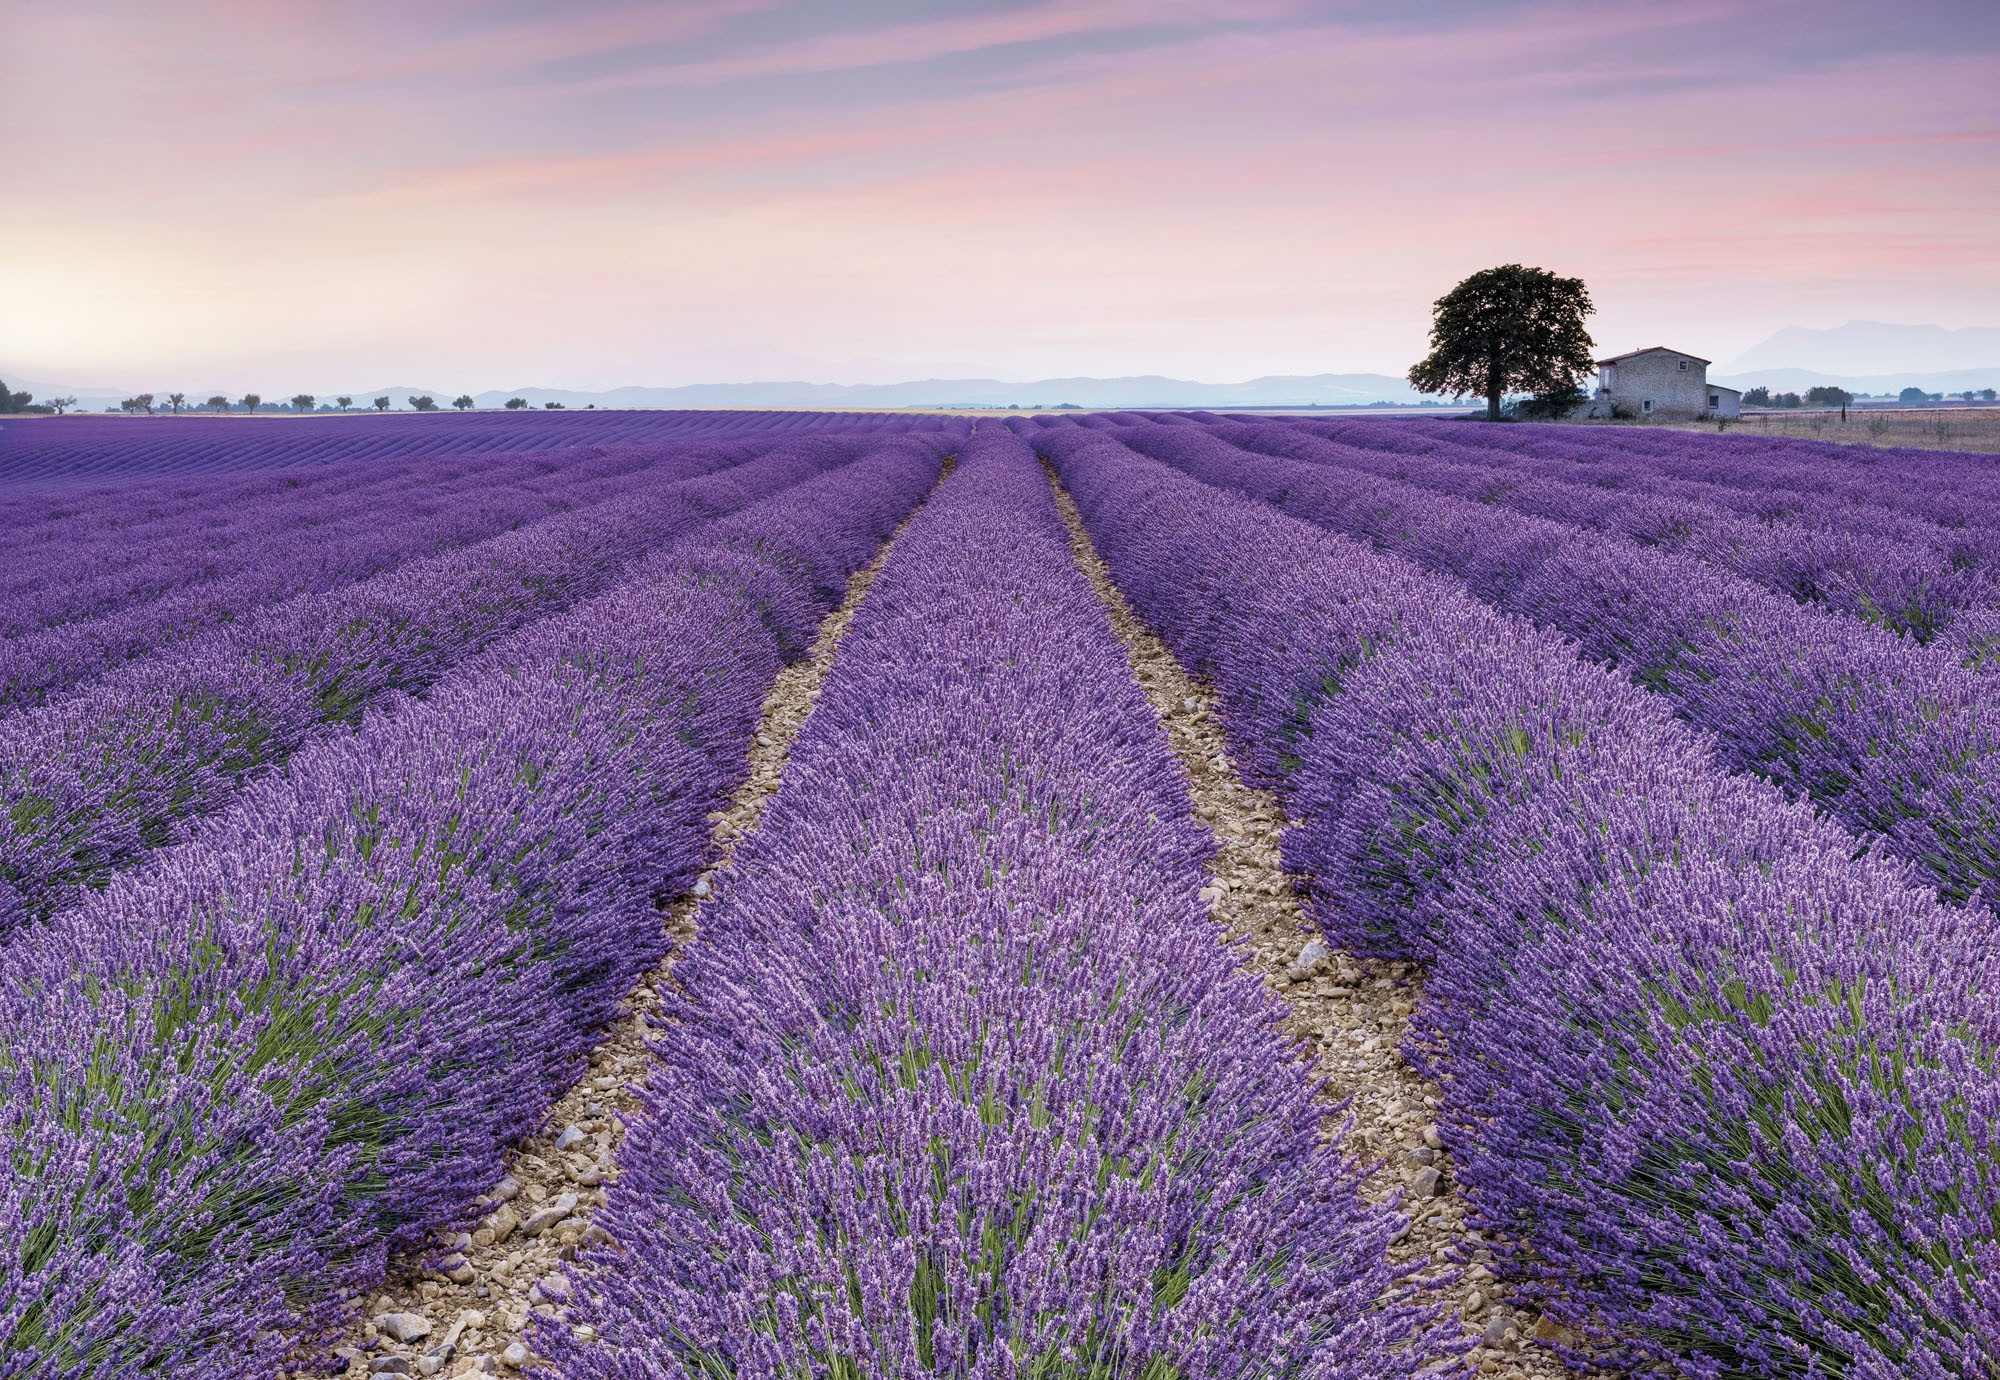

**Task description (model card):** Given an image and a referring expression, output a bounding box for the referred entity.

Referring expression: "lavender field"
[2,411,1996,1380]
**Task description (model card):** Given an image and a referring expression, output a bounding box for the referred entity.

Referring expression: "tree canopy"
[1408,264,1595,421]
[0,379,31,413]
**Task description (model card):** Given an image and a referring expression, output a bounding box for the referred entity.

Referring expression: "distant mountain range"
[462,373,1449,410]
[0,371,1446,414]
[10,322,1999,415]
[1720,321,2000,376]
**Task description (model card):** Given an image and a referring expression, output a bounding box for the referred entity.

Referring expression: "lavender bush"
[538,426,1450,1380]
[1113,420,2000,912]
[1213,419,1998,645]
[0,439,773,707]
[1294,415,2000,543]
[0,438,910,931]
[1033,422,2000,1378]
[0,408,952,490]
[0,439,944,1376]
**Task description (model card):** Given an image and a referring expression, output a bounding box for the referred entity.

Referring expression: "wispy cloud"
[3,0,1995,389]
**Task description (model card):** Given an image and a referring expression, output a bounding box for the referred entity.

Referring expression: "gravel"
[1052,472,1600,1380]
[316,479,933,1379]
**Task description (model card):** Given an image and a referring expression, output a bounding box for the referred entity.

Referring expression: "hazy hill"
[1722,322,2000,376]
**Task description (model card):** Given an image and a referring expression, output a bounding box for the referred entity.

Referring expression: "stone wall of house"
[1604,351,1711,420]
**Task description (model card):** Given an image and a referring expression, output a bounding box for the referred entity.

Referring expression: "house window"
[1679,359,1689,370]
[1710,394,1720,407]
[1643,400,1653,414]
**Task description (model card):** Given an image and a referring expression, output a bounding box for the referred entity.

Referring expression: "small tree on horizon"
[241,393,262,413]
[373,395,392,412]
[46,396,77,415]
[408,395,439,411]
[207,395,231,411]
[291,394,316,412]
[1408,264,1596,422]
[504,397,528,409]
[452,394,475,411]
[336,396,353,411]
[121,394,156,415]
[166,393,187,414]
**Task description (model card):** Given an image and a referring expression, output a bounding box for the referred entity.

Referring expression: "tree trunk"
[1486,386,1502,421]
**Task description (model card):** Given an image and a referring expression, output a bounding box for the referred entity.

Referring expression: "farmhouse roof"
[1595,346,1712,366]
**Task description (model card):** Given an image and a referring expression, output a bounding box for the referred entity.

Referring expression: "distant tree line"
[9,383,617,417]
[91,392,524,414]
[1741,385,1996,409]
[0,378,75,414]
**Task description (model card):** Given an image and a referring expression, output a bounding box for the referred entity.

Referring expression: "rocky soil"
[314,488,933,1378]
[315,458,1610,1379]
[1048,471,1607,1380]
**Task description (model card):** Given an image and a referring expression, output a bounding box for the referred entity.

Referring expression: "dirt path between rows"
[318,471,948,1379]
[1046,467,1602,1380]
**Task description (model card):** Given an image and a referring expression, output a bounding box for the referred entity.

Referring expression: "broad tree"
[46,396,77,415]
[0,379,30,413]
[336,396,353,411]
[291,394,316,412]
[167,393,187,414]
[241,393,262,413]
[206,395,231,411]
[408,395,438,411]
[504,397,528,410]
[452,394,475,411]
[121,394,156,414]
[373,396,392,412]
[1409,264,1595,421]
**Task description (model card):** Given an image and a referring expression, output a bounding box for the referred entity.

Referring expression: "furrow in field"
[1046,469,1591,1380]
[320,461,951,1380]
[1111,419,2000,912]
[523,426,1446,1378]
[0,439,952,1377]
[1030,419,2000,1377]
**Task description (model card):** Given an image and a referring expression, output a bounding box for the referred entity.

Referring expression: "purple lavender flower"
[0,438,947,1375]
[1032,420,2000,1376]
[539,426,1450,1380]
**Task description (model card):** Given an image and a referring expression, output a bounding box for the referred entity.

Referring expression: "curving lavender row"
[0,408,953,490]
[538,427,1449,1380]
[0,437,905,932]
[0,440,775,707]
[1105,419,2000,911]
[1033,423,2000,1378]
[1215,418,2000,647]
[0,439,947,1377]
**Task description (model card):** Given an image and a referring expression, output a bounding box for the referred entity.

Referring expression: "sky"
[3,0,1997,392]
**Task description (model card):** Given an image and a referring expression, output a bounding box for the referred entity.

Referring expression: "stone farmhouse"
[1573,347,1741,421]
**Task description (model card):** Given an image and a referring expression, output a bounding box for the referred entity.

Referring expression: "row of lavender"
[1031,420,2000,1377]
[1103,418,2000,913]
[0,442,684,627]
[1208,415,2000,648]
[1314,414,2000,542]
[0,438,886,933]
[538,428,1451,1378]
[0,440,770,707]
[0,437,949,1376]
[0,409,952,488]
